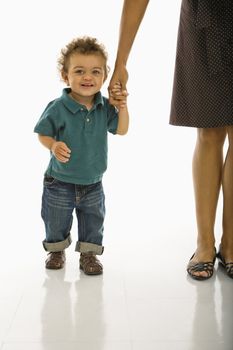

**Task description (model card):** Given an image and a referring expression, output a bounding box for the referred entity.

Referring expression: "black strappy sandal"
[187,250,216,281]
[217,250,233,279]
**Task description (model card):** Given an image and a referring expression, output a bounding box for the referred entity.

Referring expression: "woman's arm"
[109,0,150,91]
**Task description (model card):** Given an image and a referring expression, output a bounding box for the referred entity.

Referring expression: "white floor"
[1,219,233,350]
[1,123,233,350]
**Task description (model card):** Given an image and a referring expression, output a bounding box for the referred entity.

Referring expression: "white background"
[0,0,223,258]
[1,2,231,350]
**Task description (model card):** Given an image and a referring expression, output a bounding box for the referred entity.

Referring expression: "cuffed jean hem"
[43,234,72,252]
[75,241,104,255]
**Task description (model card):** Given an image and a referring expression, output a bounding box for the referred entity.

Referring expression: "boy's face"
[62,53,106,100]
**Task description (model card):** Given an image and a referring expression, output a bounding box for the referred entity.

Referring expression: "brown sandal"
[187,249,216,281]
[80,253,103,275]
[45,251,66,269]
[217,250,233,279]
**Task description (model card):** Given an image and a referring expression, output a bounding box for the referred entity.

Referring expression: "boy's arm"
[38,134,71,163]
[110,82,129,135]
[38,135,56,151]
[116,106,129,135]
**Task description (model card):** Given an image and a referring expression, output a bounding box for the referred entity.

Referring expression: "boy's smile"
[62,53,106,107]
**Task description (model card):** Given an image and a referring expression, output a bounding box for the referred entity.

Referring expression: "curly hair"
[58,36,110,80]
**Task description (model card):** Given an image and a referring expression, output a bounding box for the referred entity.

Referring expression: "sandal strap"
[224,262,233,275]
[217,251,233,276]
[188,262,214,273]
[187,261,215,279]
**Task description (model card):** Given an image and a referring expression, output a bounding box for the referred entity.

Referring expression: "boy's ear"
[61,71,69,85]
[104,65,110,82]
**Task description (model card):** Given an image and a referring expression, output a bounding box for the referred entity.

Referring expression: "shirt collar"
[61,88,104,114]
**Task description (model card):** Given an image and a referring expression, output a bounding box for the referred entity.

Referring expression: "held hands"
[109,82,128,109]
[108,64,128,108]
[51,141,71,163]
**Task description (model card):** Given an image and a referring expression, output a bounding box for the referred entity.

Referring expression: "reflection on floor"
[0,233,232,350]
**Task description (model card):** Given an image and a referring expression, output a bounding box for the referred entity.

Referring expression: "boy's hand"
[51,141,71,163]
[109,82,128,109]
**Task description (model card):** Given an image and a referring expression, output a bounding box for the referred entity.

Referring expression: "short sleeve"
[107,103,119,135]
[34,102,59,137]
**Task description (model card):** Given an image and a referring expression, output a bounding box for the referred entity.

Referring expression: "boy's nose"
[83,74,92,80]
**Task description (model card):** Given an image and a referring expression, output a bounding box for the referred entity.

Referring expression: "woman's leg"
[221,126,233,261]
[190,127,226,278]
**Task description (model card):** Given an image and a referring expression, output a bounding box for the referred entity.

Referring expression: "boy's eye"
[92,70,101,75]
[75,69,84,75]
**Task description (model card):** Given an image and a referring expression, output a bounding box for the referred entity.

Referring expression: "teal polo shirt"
[34,88,119,185]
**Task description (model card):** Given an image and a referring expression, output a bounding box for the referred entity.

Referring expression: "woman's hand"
[108,64,128,92]
[108,66,128,106]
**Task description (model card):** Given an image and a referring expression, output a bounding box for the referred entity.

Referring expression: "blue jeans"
[41,176,105,255]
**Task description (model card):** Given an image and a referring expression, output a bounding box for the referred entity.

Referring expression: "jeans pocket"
[43,175,56,186]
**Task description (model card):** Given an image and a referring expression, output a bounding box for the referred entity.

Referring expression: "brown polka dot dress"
[170,0,233,128]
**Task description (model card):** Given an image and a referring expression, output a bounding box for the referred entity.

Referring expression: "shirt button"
[86,118,90,122]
